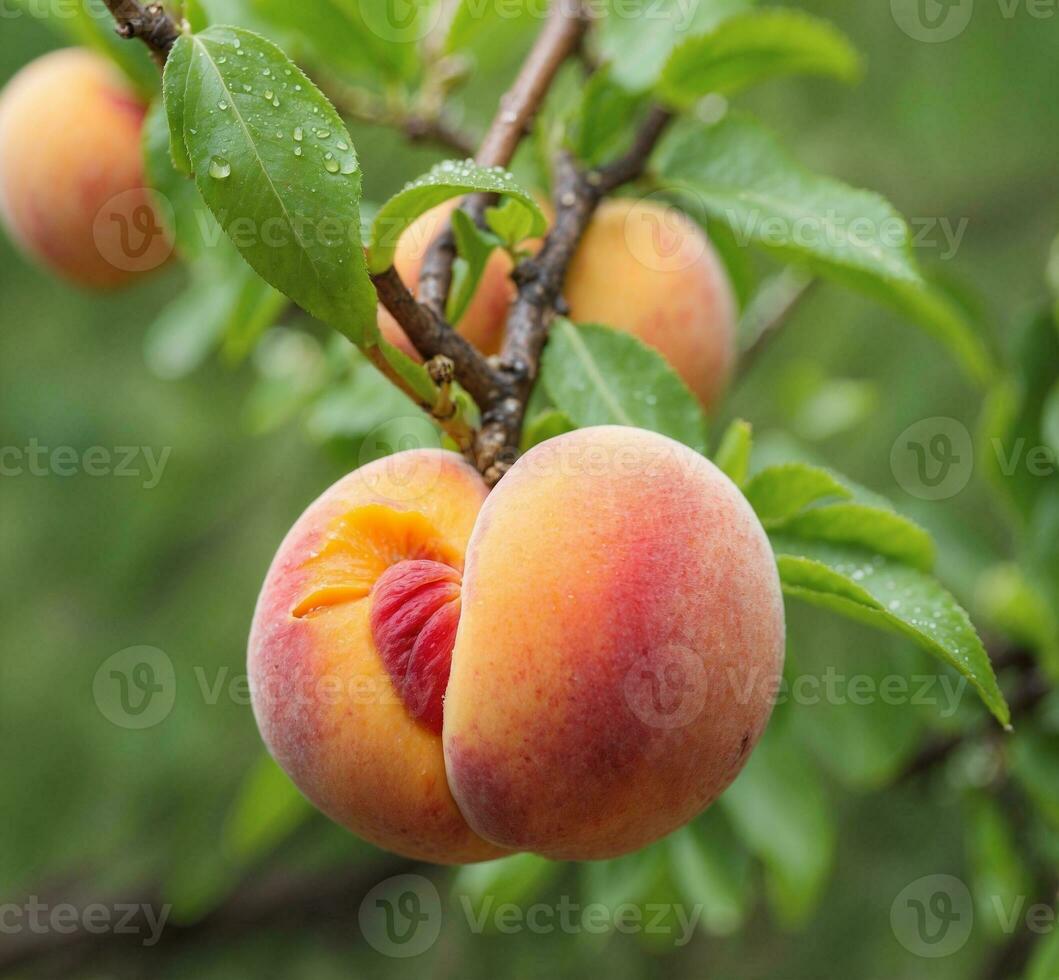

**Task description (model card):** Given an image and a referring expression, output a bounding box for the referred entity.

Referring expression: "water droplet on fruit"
[209,157,232,180]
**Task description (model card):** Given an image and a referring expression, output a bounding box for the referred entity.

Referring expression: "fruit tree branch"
[101,0,182,67]
[473,105,674,482]
[416,1,591,318]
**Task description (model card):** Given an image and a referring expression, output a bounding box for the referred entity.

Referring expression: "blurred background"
[2,0,1058,976]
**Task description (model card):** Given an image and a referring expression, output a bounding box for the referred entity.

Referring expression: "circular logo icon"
[624,192,708,275]
[358,416,446,503]
[891,0,974,43]
[890,416,973,501]
[92,188,175,274]
[624,645,708,729]
[359,874,442,957]
[93,646,176,729]
[891,874,974,958]
[360,0,444,44]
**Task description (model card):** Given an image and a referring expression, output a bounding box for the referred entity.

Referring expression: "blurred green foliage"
[2,1,1058,977]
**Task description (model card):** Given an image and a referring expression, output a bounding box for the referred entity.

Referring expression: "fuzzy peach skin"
[0,49,169,289]
[564,199,737,411]
[248,449,504,864]
[378,198,537,358]
[443,426,785,860]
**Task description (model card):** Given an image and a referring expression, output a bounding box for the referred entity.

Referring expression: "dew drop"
[232,37,241,48]
[293,126,304,142]
[218,100,229,111]
[323,157,340,174]
[337,139,349,151]
[317,129,331,139]
[272,96,281,107]
[340,159,356,175]
[209,156,232,180]
[294,146,303,157]
[264,89,274,101]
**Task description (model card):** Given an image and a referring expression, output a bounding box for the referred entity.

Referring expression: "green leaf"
[597,0,755,92]
[967,795,1033,940]
[778,503,936,572]
[540,320,709,453]
[975,563,1059,679]
[744,463,852,525]
[521,409,576,452]
[580,847,664,912]
[223,753,312,864]
[667,811,751,936]
[1027,927,1059,980]
[369,160,545,274]
[658,10,861,109]
[658,116,995,384]
[485,197,539,250]
[447,209,500,326]
[568,68,648,166]
[163,27,377,345]
[720,713,833,926]
[451,854,561,926]
[771,536,1010,726]
[713,419,753,485]
[250,0,422,83]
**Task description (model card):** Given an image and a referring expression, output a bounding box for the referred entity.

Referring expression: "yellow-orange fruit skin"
[564,199,737,411]
[247,450,504,864]
[378,200,517,358]
[443,426,784,860]
[0,49,168,289]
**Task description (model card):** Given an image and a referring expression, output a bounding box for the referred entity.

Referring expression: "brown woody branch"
[416,1,590,318]
[474,105,674,482]
[101,0,182,67]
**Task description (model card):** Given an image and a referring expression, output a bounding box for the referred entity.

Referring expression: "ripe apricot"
[0,49,170,288]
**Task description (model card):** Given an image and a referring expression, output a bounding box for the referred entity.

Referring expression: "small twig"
[416,1,590,319]
[101,0,182,67]
[473,106,674,482]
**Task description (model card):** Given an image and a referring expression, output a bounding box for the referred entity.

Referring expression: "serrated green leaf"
[369,160,544,273]
[771,536,1010,726]
[744,462,852,525]
[713,419,753,485]
[720,714,833,926]
[540,319,709,453]
[163,27,377,345]
[485,197,538,250]
[658,9,861,108]
[658,116,996,384]
[779,502,936,571]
